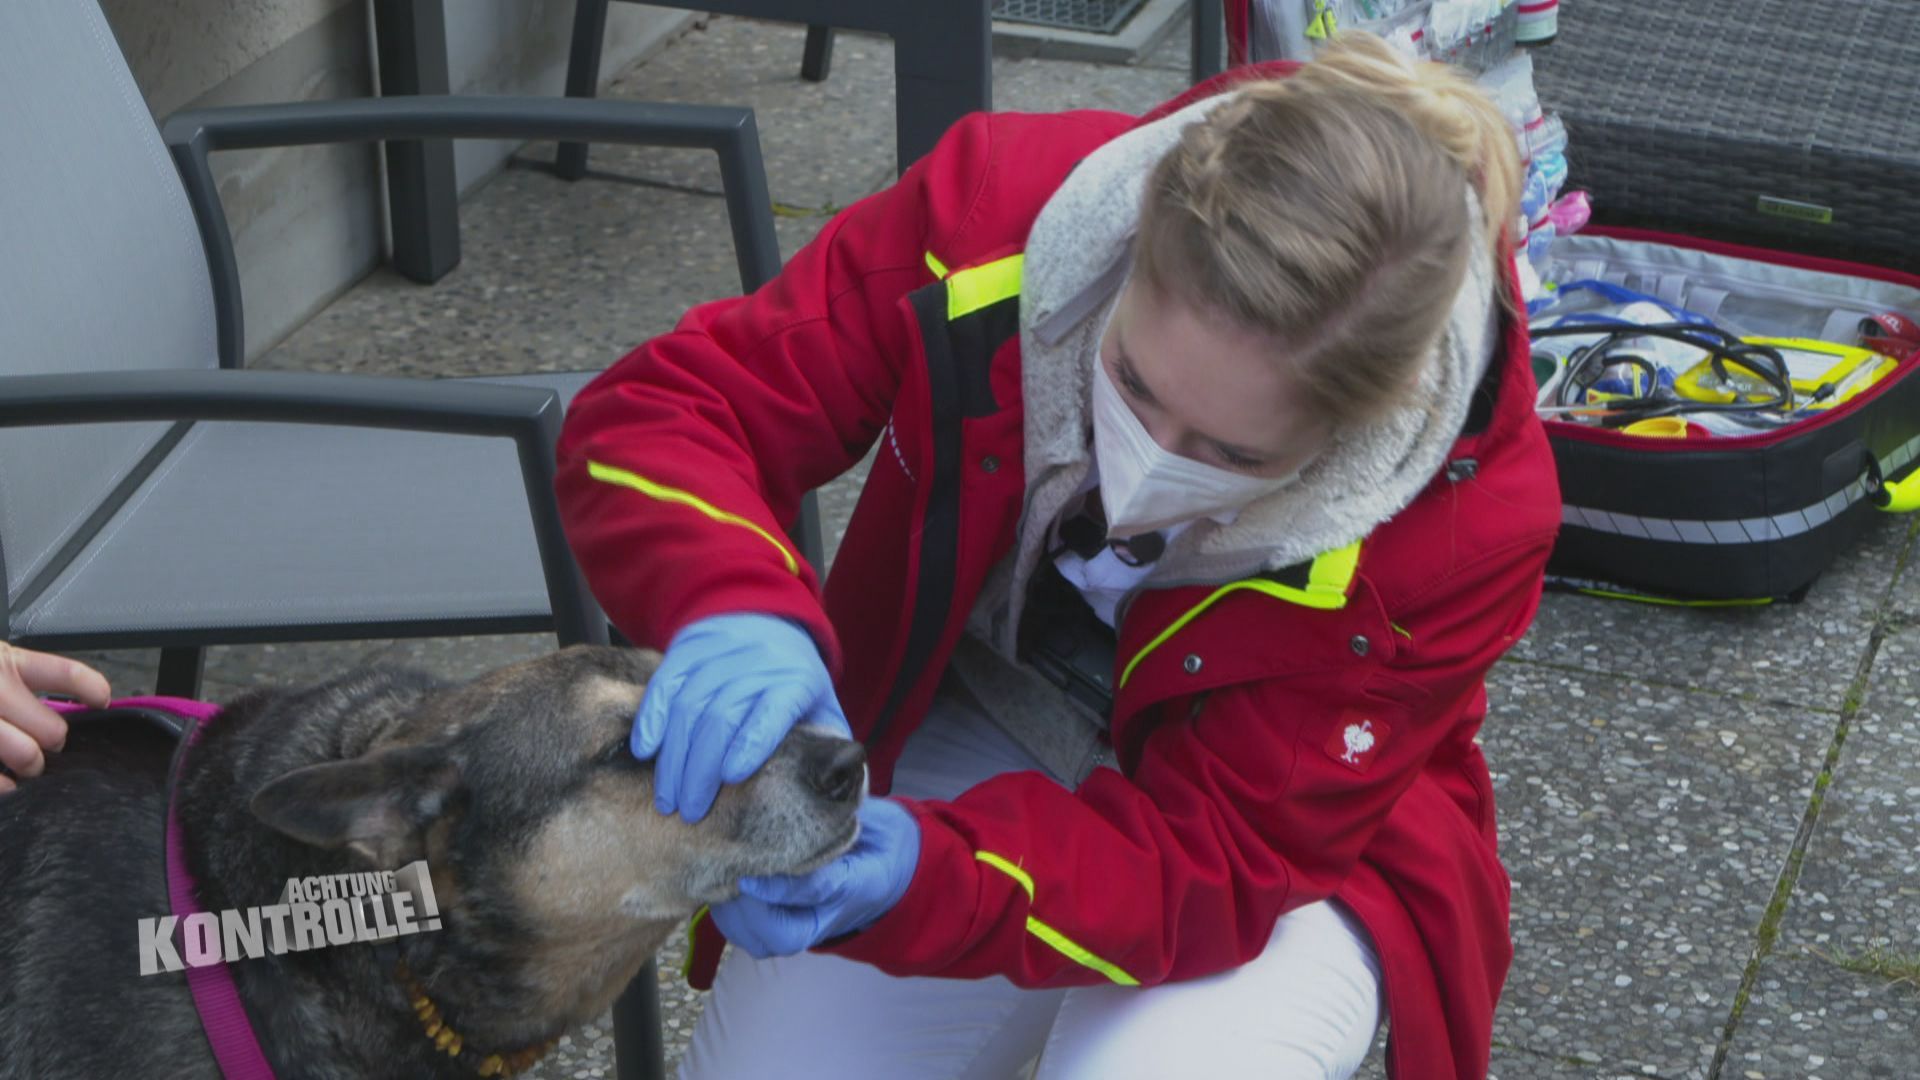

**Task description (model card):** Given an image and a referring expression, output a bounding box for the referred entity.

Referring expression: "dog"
[0,645,864,1078]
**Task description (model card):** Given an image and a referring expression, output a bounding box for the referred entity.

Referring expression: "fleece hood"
[986,89,1499,649]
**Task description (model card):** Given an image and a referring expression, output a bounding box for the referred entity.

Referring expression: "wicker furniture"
[1533,0,1920,272]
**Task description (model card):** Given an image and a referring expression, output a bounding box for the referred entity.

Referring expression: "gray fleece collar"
[1013,91,1498,586]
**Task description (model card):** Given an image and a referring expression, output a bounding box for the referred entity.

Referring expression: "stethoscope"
[1531,321,1796,426]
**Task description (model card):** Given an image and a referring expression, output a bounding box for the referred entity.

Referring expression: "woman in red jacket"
[556,32,1560,1080]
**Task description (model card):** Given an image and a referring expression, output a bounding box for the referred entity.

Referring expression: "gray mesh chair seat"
[11,373,596,646]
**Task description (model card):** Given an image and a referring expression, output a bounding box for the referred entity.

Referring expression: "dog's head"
[244,645,863,1032]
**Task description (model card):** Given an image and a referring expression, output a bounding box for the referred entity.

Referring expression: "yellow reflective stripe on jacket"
[976,850,1035,896]
[1118,539,1363,690]
[1301,539,1361,603]
[680,905,709,979]
[587,460,799,576]
[925,251,949,280]
[974,851,1140,987]
[945,254,1024,320]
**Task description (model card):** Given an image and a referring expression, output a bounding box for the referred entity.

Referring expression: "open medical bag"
[1532,227,1920,603]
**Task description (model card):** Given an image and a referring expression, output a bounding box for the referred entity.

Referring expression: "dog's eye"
[595,738,644,770]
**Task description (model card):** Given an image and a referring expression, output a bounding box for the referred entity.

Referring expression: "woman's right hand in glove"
[631,613,850,824]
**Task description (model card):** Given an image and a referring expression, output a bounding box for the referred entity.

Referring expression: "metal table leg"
[1192,0,1226,84]
[611,962,666,1080]
[372,0,462,283]
[801,24,835,81]
[887,0,992,170]
[557,0,613,180]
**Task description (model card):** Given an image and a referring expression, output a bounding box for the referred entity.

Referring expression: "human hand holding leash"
[710,796,920,957]
[632,612,850,823]
[0,643,110,793]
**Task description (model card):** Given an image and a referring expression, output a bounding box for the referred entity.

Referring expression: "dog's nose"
[807,739,867,804]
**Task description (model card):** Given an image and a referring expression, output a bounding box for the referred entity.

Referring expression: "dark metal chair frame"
[1,88,801,1080]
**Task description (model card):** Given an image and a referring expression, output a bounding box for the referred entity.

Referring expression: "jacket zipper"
[868,285,968,745]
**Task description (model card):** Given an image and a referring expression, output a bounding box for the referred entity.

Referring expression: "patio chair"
[0,1,802,1077]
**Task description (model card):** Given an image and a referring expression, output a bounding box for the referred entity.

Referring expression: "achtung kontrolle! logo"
[138,861,442,975]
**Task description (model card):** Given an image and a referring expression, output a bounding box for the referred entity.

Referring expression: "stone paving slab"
[546,17,898,209]
[1490,1045,1668,1080]
[1894,517,1920,621]
[994,32,1189,113]
[1721,628,1920,1080]
[1480,660,1837,1078]
[251,168,799,381]
[1509,512,1911,714]
[1354,1037,1676,1079]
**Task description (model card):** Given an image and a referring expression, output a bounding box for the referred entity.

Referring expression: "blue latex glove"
[632,612,849,823]
[710,797,921,958]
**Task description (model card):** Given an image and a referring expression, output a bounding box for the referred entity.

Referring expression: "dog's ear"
[250,743,463,869]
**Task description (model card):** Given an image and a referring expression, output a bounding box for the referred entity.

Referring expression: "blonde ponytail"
[1285,31,1523,264]
[1135,29,1522,429]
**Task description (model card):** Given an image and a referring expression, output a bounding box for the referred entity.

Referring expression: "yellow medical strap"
[926,250,1024,320]
[1305,0,1338,39]
[1117,539,1363,690]
[974,852,1140,987]
[1576,588,1773,608]
[586,460,799,576]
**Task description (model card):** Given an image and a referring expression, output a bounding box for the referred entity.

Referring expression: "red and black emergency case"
[1535,227,1920,603]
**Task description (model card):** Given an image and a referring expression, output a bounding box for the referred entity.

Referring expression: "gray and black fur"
[0,646,864,1079]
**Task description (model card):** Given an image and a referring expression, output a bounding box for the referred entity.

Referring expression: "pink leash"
[51,696,278,1079]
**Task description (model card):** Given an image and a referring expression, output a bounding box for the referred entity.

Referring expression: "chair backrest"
[0,0,218,615]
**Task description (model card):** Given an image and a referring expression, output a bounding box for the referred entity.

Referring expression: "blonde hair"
[1136,31,1522,428]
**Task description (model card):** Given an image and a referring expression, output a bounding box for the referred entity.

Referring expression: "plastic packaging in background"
[1479,52,1541,129]
[1526,114,1568,171]
[1519,151,1569,268]
[1248,0,1346,61]
[1531,189,1592,282]
[1428,0,1503,60]
[1514,0,1558,44]
[1244,2,1571,274]
[1367,8,1432,61]
[1515,253,1548,310]
[1521,150,1567,222]
[1534,152,1568,207]
[1526,222,1558,267]
[1250,1,1525,68]
[1547,190,1591,235]
[1477,48,1567,178]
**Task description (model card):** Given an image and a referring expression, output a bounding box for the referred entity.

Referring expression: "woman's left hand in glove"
[710,797,920,958]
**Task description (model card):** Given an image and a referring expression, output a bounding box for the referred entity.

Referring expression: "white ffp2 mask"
[1090,359,1304,537]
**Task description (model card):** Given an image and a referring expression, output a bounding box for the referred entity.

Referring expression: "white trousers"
[680,695,1384,1080]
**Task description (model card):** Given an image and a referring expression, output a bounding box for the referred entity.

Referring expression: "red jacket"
[556,68,1561,1080]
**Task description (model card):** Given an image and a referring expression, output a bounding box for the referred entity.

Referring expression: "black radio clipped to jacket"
[1016,559,1118,722]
